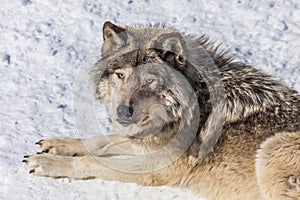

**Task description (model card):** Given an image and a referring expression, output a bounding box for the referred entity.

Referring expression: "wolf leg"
[256,131,300,200]
[35,134,132,156]
[24,153,159,185]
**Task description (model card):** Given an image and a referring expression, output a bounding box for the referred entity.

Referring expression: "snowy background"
[0,0,299,199]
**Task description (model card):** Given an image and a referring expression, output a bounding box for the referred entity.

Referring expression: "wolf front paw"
[35,137,87,156]
[23,154,74,178]
[23,154,97,179]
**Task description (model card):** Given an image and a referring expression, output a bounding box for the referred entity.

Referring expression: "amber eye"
[116,73,125,79]
[175,55,185,64]
[146,79,153,83]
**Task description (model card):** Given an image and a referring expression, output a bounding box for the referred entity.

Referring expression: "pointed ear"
[103,21,126,40]
[102,21,127,56]
[156,32,187,70]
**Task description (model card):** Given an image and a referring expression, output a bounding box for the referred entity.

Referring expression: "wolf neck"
[219,62,299,125]
[194,34,299,125]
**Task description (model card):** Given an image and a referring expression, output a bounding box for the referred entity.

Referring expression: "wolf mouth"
[116,115,151,127]
[116,119,134,127]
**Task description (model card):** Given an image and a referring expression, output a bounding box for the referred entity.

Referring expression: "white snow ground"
[0,0,299,199]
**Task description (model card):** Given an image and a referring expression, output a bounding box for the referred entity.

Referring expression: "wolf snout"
[117,105,133,119]
[116,105,135,126]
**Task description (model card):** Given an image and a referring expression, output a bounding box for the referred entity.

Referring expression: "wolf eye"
[146,78,153,83]
[175,55,185,64]
[116,72,125,79]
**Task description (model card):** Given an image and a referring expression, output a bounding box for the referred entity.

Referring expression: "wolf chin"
[24,21,300,200]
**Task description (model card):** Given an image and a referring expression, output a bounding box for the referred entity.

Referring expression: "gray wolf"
[24,21,300,200]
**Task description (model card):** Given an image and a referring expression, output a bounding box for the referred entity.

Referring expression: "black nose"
[116,105,133,119]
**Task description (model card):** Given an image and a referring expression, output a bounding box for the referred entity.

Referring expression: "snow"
[0,0,299,199]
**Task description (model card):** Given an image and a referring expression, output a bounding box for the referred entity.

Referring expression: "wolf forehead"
[103,49,165,73]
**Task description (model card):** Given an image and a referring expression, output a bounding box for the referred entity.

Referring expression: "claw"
[22,160,28,163]
[29,169,35,174]
[42,149,49,153]
[35,140,44,145]
[37,149,49,154]
[24,155,30,158]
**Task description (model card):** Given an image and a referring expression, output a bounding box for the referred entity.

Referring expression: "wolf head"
[91,22,203,143]
[92,22,227,156]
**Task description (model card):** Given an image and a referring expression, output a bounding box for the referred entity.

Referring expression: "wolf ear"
[156,32,187,70]
[102,21,127,56]
[103,21,126,40]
